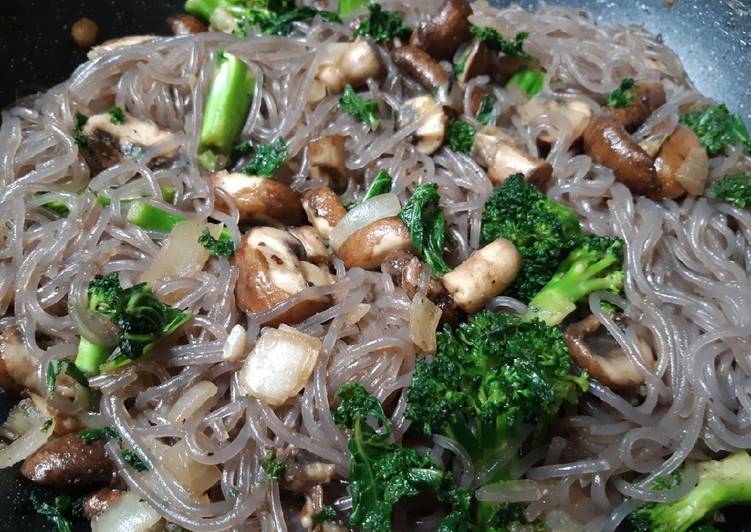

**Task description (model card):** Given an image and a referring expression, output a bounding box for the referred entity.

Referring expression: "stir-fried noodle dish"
[2,0,751,530]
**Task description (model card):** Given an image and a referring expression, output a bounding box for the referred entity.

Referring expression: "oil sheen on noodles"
[1,1,750,530]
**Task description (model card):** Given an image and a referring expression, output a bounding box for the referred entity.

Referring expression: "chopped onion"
[167,380,217,427]
[0,418,50,469]
[91,491,161,532]
[475,479,543,503]
[344,303,371,326]
[409,295,441,353]
[140,220,222,284]
[150,439,221,496]
[329,193,401,251]
[1,398,44,439]
[238,324,322,406]
[222,324,248,361]
[675,145,709,195]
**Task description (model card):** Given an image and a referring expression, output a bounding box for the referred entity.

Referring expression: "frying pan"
[0,0,750,530]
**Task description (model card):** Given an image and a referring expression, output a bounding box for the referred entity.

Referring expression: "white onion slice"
[0,419,50,469]
[475,479,543,503]
[167,381,218,427]
[150,439,221,496]
[91,491,161,532]
[329,193,401,251]
[675,145,709,195]
[409,295,441,353]
[141,220,221,284]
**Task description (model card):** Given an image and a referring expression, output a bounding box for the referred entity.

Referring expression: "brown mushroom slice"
[399,95,448,155]
[288,226,331,265]
[392,46,451,96]
[20,433,115,488]
[316,38,385,95]
[300,484,326,531]
[212,172,304,225]
[563,314,656,391]
[308,135,348,189]
[81,112,176,174]
[454,39,494,86]
[441,238,522,313]
[167,14,208,35]
[234,227,333,326]
[611,81,666,131]
[87,35,157,59]
[302,187,348,240]
[277,447,337,493]
[517,98,593,145]
[582,113,657,195]
[337,217,414,270]
[83,488,124,520]
[410,0,473,61]
[0,327,39,394]
[474,126,553,187]
[652,124,709,199]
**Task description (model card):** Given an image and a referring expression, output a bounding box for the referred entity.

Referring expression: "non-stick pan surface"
[0,0,750,530]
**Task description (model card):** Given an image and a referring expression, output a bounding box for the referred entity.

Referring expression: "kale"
[46,359,89,394]
[353,3,411,43]
[340,84,381,130]
[363,170,393,200]
[73,112,89,147]
[107,106,126,124]
[122,449,149,471]
[712,173,751,208]
[78,426,122,445]
[446,119,476,154]
[261,452,286,480]
[679,103,751,156]
[198,228,235,257]
[25,495,83,532]
[311,505,338,525]
[469,26,530,59]
[241,138,288,177]
[399,183,452,276]
[607,78,638,108]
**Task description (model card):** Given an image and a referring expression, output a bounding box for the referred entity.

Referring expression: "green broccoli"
[607,78,637,109]
[469,26,530,60]
[334,383,474,532]
[627,453,751,532]
[240,137,287,177]
[446,119,476,154]
[481,174,582,302]
[712,173,751,208]
[405,311,587,529]
[679,103,751,156]
[353,3,411,43]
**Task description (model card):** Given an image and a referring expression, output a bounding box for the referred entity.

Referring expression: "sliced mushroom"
[212,172,304,225]
[0,327,38,394]
[399,95,448,155]
[308,135,348,189]
[474,126,553,187]
[87,35,157,59]
[563,314,656,391]
[582,113,657,195]
[20,433,115,488]
[652,124,709,199]
[441,238,522,313]
[234,227,334,326]
[277,447,337,493]
[392,46,450,95]
[167,14,208,35]
[81,112,176,174]
[83,488,124,520]
[302,187,348,240]
[611,81,666,131]
[316,38,385,95]
[337,217,414,270]
[517,98,593,145]
[410,0,473,61]
[454,39,494,86]
[288,226,331,265]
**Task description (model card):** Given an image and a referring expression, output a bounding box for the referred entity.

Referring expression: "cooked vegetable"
[334,382,473,531]
[475,94,496,125]
[405,310,586,529]
[262,452,286,480]
[47,359,89,394]
[198,227,235,257]
[481,174,582,302]
[78,427,121,445]
[363,170,393,201]
[338,217,413,270]
[24,494,82,532]
[90,491,160,532]
[474,127,553,187]
[42,200,71,217]
[679,103,751,156]
[446,118,475,154]
[340,84,380,130]
[712,173,751,208]
[240,138,288,177]
[312,505,338,525]
[73,112,89,147]
[198,50,255,171]
[121,449,148,471]
[398,183,452,275]
[353,3,411,43]
[469,26,530,59]
[107,106,126,125]
[506,67,545,97]
[328,192,400,249]
[626,453,751,532]
[338,0,367,17]
[126,201,186,232]
[95,185,175,207]
[607,78,637,108]
[74,272,191,375]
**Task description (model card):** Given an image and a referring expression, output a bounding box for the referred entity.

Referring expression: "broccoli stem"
[198,51,255,171]
[75,337,113,377]
[338,0,368,17]
[184,0,222,20]
[126,201,186,232]
[96,185,175,207]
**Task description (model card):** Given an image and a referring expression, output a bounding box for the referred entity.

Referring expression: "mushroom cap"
[212,172,304,226]
[409,0,473,61]
[392,46,451,92]
[610,81,666,131]
[652,124,708,199]
[302,186,348,239]
[338,217,414,270]
[308,135,348,189]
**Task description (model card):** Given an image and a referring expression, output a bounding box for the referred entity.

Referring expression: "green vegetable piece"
[507,67,546,97]
[47,359,89,394]
[312,505,338,525]
[73,112,88,147]
[96,185,175,207]
[446,119,475,154]
[78,427,122,445]
[340,85,380,130]
[475,94,496,125]
[75,337,114,377]
[399,183,452,276]
[353,3,411,43]
[42,200,71,217]
[198,50,255,171]
[261,452,286,480]
[470,26,530,59]
[333,382,389,430]
[480,174,582,302]
[626,453,751,532]
[198,227,235,257]
[27,495,81,532]
[363,170,392,201]
[606,78,637,108]
[266,6,340,35]
[41,419,53,433]
[241,138,287,177]
[185,0,222,21]
[338,0,367,17]
[126,201,186,232]
[680,103,751,156]
[107,106,126,124]
[122,449,148,471]
[712,173,751,208]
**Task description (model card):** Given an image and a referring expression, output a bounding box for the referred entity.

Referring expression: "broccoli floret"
[526,235,624,326]
[481,174,582,302]
[712,173,751,208]
[485,503,546,532]
[627,453,751,532]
